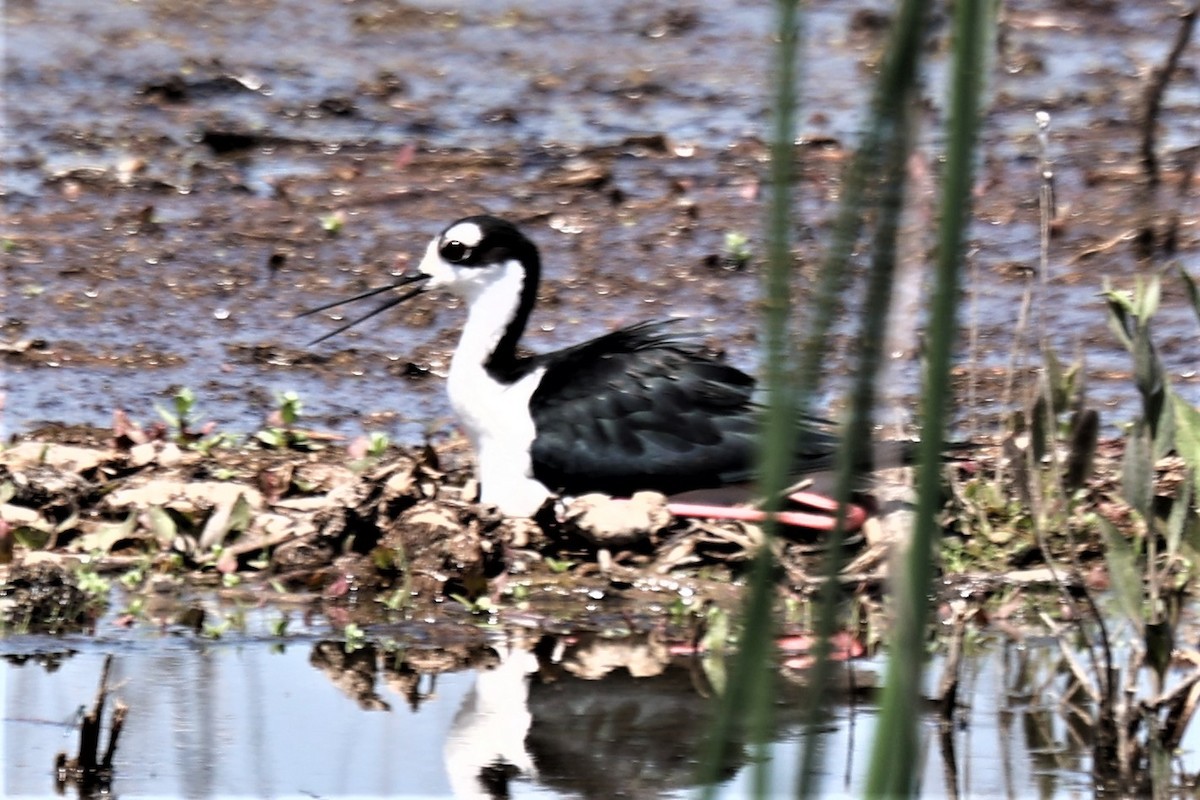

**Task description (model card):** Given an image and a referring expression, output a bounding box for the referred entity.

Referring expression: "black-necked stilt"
[308,215,877,525]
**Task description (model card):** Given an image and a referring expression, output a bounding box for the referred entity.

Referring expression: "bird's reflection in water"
[441,631,744,799]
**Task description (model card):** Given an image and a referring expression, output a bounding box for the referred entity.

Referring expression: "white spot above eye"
[442,221,484,249]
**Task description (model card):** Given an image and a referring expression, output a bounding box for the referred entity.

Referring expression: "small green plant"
[320,212,345,235]
[194,431,240,455]
[543,556,573,574]
[722,231,752,269]
[366,431,389,457]
[155,387,238,451]
[380,588,411,611]
[270,615,289,637]
[255,391,321,450]
[122,595,146,617]
[987,268,1200,794]
[349,431,392,471]
[74,558,112,600]
[118,559,150,591]
[156,387,199,440]
[450,593,497,615]
[202,619,231,639]
[343,622,366,652]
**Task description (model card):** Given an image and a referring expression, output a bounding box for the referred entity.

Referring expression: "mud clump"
[0,562,98,634]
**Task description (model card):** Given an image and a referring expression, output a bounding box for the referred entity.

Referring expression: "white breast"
[448,361,551,516]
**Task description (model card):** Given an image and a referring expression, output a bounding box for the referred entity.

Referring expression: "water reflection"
[2,625,1161,798]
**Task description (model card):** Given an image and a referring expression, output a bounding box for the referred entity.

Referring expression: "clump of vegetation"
[255,391,322,450]
[950,247,1200,795]
[155,387,238,453]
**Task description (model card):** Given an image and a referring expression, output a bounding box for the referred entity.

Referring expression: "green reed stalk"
[864,0,988,794]
[782,0,931,789]
[698,0,801,794]
[696,0,796,791]
[797,59,920,799]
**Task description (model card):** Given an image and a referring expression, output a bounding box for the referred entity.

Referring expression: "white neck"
[449,258,527,371]
[443,258,550,516]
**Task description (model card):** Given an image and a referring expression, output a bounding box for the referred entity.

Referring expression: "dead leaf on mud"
[0,442,110,474]
[69,514,142,554]
[562,491,673,549]
[224,512,316,559]
[105,480,265,513]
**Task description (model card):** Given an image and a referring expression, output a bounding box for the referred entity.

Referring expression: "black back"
[527,320,843,497]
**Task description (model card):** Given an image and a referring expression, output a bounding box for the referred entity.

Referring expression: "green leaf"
[1130,323,1165,417]
[1043,346,1067,414]
[1171,392,1200,478]
[227,492,253,535]
[146,506,178,546]
[255,429,285,448]
[1094,514,1145,626]
[1182,509,1200,560]
[1137,274,1161,320]
[154,403,180,428]
[1179,265,1200,326]
[12,525,52,550]
[1103,283,1135,351]
[1063,408,1099,495]
[1164,470,1191,560]
[1152,390,1177,459]
[1028,393,1048,463]
[1121,422,1154,517]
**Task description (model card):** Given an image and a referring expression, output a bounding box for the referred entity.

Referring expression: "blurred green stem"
[865,0,988,793]
[699,0,800,791]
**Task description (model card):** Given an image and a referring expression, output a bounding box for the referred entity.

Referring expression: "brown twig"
[936,604,971,719]
[1136,1,1199,256]
[55,654,124,796]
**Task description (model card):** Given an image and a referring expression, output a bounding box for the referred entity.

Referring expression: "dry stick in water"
[1136,1,1198,257]
[55,654,127,795]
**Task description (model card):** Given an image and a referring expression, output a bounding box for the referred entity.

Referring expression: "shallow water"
[7,597,1186,798]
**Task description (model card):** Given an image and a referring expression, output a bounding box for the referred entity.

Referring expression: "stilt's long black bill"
[301,272,430,345]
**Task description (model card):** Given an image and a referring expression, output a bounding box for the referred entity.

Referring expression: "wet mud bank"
[4,0,1198,444]
[0,425,903,635]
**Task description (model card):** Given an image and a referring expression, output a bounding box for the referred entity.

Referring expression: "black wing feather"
[528,320,842,497]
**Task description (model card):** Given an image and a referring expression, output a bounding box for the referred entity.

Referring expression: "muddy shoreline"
[5,1,1198,444]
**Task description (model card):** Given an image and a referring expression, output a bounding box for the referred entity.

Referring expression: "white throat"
[449,259,527,371]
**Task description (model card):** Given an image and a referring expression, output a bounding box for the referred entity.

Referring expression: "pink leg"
[667,492,867,533]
